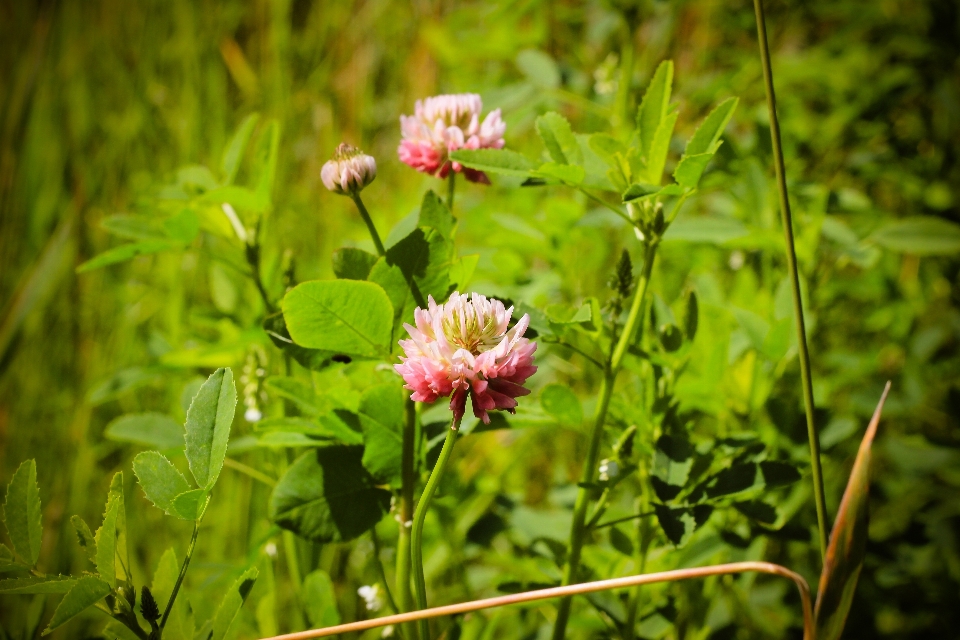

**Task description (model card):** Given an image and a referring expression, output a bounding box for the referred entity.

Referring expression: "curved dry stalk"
[257,561,813,640]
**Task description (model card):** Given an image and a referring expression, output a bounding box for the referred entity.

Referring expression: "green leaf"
[684,97,738,156]
[2,459,42,566]
[358,383,405,487]
[162,209,200,243]
[282,280,394,358]
[221,113,260,184]
[653,504,712,547]
[673,149,719,189]
[734,500,778,524]
[133,451,192,516]
[383,226,453,305]
[70,516,97,565]
[651,435,694,502]
[200,185,270,214]
[536,112,583,165]
[42,575,111,635]
[622,182,661,203]
[184,368,237,491]
[658,324,683,352]
[210,566,259,640]
[705,463,762,499]
[449,149,534,177]
[418,190,456,238]
[516,49,560,89]
[759,461,801,488]
[0,575,76,594]
[76,240,180,273]
[588,134,627,167]
[104,413,184,450]
[171,489,208,521]
[100,215,168,240]
[264,377,324,416]
[869,216,960,255]
[332,247,378,280]
[540,384,583,427]
[534,162,585,186]
[95,473,128,588]
[302,569,341,628]
[637,60,674,162]
[0,543,24,573]
[641,110,678,185]
[815,384,890,640]
[733,308,770,352]
[269,447,391,543]
[152,548,195,640]
[449,254,479,290]
[663,215,749,244]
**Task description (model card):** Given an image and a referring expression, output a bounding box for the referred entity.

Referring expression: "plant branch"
[447,172,456,211]
[753,0,828,560]
[256,561,813,640]
[396,398,419,640]
[159,518,202,631]
[541,337,603,370]
[580,188,636,228]
[553,240,658,640]
[223,457,276,487]
[412,414,462,640]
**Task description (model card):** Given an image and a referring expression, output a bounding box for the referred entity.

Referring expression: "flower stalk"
[552,239,659,640]
[753,0,828,560]
[411,415,462,640]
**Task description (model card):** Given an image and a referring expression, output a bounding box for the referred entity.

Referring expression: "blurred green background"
[1,0,959,638]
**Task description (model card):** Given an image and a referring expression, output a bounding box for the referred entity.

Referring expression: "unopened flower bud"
[321,143,377,195]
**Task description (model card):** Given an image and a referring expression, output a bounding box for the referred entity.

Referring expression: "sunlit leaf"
[221,113,260,185]
[282,280,394,358]
[869,216,960,255]
[332,247,379,280]
[133,451,192,516]
[70,515,97,565]
[95,472,128,588]
[152,548,195,640]
[536,112,583,165]
[637,60,674,163]
[41,576,111,635]
[541,384,583,427]
[358,383,405,487]
[0,575,76,594]
[104,413,184,450]
[449,149,534,177]
[815,383,891,640]
[684,97,738,156]
[184,368,237,491]
[302,569,341,628]
[209,566,259,640]
[76,240,180,273]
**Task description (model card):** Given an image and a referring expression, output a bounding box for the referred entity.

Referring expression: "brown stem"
[255,561,813,640]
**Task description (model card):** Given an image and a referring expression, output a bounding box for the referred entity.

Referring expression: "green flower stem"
[753,0,828,560]
[350,193,387,257]
[447,171,456,211]
[159,518,201,632]
[395,398,419,640]
[412,415,462,640]
[553,241,658,640]
[371,527,400,614]
[351,193,427,309]
[624,462,653,640]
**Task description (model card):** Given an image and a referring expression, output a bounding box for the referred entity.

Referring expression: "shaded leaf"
[735,500,778,524]
[42,576,111,635]
[210,567,259,640]
[70,516,97,565]
[870,216,960,255]
[706,463,761,499]
[683,291,699,341]
[184,368,237,491]
[815,383,891,640]
[104,413,184,450]
[622,182,661,203]
[418,190,456,238]
[133,451,192,516]
[264,377,325,416]
[2,459,42,566]
[653,504,712,547]
[269,447,391,543]
[282,280,394,358]
[651,435,694,502]
[759,461,802,488]
[332,247,378,280]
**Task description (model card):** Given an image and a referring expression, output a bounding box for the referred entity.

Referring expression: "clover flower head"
[394,292,537,424]
[398,93,506,184]
[321,143,377,195]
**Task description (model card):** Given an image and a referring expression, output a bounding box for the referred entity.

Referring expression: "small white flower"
[729,250,745,271]
[244,407,263,423]
[358,584,382,612]
[264,542,277,558]
[381,625,395,638]
[598,458,619,482]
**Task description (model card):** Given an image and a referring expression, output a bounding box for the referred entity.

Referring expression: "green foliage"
[210,567,259,640]
[2,460,42,566]
[104,413,184,450]
[269,447,391,543]
[184,368,238,491]
[42,576,112,635]
[302,570,341,629]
